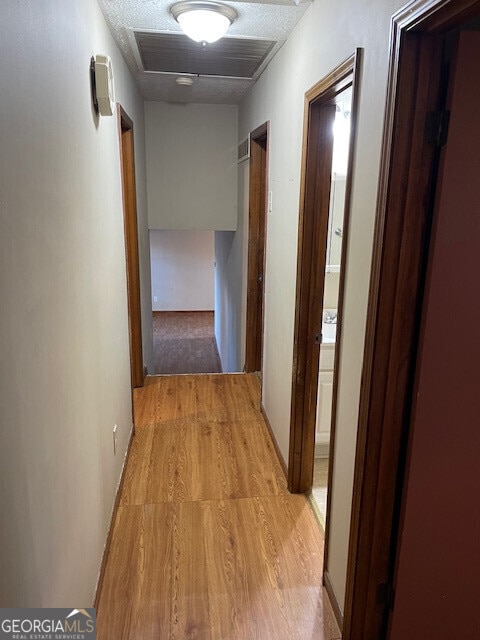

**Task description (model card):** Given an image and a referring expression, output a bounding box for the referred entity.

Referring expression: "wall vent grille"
[238,137,250,163]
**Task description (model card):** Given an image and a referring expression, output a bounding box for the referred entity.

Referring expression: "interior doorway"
[287,54,361,631]
[344,2,480,638]
[311,87,352,529]
[245,123,269,374]
[388,28,480,640]
[149,229,220,375]
[118,105,144,389]
[288,52,362,498]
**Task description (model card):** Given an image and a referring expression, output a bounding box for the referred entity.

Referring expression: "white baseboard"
[315,441,330,458]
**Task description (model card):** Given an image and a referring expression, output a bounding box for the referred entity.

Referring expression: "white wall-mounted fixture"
[237,137,250,163]
[91,54,115,116]
[171,1,237,44]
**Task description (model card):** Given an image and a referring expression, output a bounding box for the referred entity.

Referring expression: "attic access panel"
[135,31,276,79]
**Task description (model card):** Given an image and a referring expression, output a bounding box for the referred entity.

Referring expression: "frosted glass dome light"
[171,2,237,44]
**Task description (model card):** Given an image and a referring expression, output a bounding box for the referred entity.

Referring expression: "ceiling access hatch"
[134,31,276,79]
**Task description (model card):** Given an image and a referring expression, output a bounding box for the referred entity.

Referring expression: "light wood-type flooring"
[96,374,341,640]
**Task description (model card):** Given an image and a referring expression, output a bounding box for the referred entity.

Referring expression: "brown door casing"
[288,52,362,499]
[343,1,480,638]
[118,105,144,389]
[387,30,480,639]
[245,123,269,373]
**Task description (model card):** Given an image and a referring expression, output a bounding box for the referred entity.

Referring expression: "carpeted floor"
[152,311,222,375]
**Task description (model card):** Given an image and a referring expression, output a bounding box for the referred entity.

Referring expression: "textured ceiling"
[97,0,311,104]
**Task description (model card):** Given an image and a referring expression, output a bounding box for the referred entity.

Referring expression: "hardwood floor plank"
[237,496,340,639]
[120,425,179,505]
[244,372,262,404]
[129,503,173,639]
[195,374,263,423]
[170,495,339,640]
[223,420,288,498]
[120,419,287,505]
[135,373,262,427]
[97,504,173,640]
[172,499,268,640]
[98,374,340,640]
[96,505,142,640]
[134,375,197,426]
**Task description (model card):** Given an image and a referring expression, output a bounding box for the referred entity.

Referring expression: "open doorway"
[118,105,144,389]
[343,2,480,638]
[287,53,361,629]
[288,52,361,496]
[149,229,221,374]
[311,88,352,530]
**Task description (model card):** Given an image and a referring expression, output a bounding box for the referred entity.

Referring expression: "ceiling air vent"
[135,31,276,79]
[237,137,250,163]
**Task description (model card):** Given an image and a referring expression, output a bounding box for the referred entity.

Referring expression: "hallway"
[96,373,340,639]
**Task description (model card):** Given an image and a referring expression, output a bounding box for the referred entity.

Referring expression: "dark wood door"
[388,31,480,639]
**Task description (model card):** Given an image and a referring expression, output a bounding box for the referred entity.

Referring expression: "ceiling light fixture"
[171,1,237,44]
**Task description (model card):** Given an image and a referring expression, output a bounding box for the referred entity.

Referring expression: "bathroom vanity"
[315,309,337,458]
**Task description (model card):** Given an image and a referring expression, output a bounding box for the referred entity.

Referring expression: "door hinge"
[377,582,395,610]
[425,110,450,147]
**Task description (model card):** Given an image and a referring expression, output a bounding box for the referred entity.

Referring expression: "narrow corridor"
[96,374,340,639]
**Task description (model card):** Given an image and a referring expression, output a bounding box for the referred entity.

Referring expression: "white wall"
[0,0,151,606]
[238,0,404,613]
[145,102,238,231]
[323,272,340,309]
[150,230,214,311]
[214,159,250,373]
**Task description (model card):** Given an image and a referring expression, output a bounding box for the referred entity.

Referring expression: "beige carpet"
[152,311,222,375]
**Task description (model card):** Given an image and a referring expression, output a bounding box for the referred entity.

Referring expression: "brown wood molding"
[118,104,144,389]
[344,33,442,640]
[323,569,344,634]
[245,123,269,373]
[305,54,356,103]
[261,402,288,479]
[250,121,268,140]
[397,0,479,31]
[343,1,480,637]
[289,52,360,495]
[118,104,133,130]
[93,424,135,608]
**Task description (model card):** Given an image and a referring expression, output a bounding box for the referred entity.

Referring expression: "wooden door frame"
[288,51,362,496]
[343,1,480,638]
[245,122,269,373]
[118,104,144,389]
